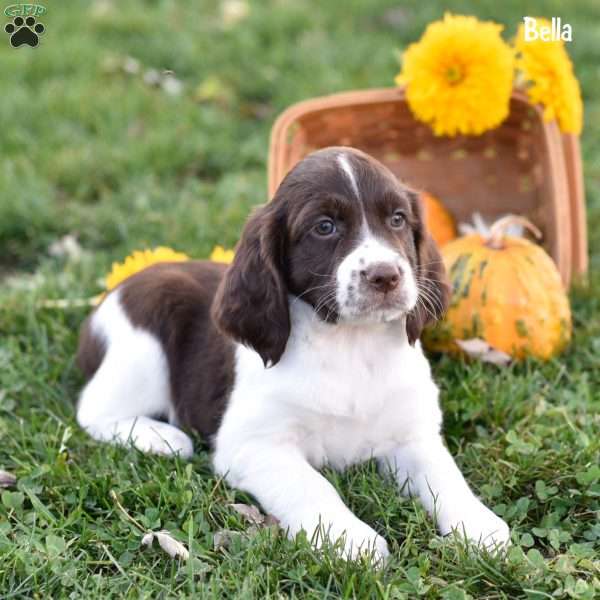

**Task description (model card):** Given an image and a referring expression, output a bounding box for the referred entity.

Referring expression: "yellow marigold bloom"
[515,19,583,134]
[209,245,235,264]
[396,13,514,136]
[105,247,190,290]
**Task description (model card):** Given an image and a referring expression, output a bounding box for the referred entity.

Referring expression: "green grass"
[1,0,599,597]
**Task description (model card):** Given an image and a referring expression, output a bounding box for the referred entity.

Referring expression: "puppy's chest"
[282,321,419,413]
[265,326,438,467]
[293,373,432,468]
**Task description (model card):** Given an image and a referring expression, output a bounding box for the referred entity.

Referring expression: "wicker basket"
[268,87,587,287]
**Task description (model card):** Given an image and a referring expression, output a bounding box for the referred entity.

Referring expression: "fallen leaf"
[229,503,280,529]
[0,470,17,489]
[483,349,513,366]
[141,530,189,560]
[213,529,240,551]
[456,338,512,366]
[456,338,489,354]
[263,514,280,528]
[229,503,264,526]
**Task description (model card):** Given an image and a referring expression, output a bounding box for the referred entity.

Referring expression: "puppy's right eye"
[389,209,406,230]
[314,218,336,236]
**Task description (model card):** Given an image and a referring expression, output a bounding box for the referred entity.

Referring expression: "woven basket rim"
[268,87,548,196]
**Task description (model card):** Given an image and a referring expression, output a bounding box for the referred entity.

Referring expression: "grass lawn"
[1,0,599,597]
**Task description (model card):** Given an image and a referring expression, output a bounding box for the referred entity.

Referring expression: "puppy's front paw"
[318,520,390,565]
[441,503,510,552]
[133,422,194,458]
[344,528,390,565]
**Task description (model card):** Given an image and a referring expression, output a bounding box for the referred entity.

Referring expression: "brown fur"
[78,261,235,438]
[76,147,449,439]
[76,318,106,379]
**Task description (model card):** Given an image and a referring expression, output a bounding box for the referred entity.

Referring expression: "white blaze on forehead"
[337,154,360,200]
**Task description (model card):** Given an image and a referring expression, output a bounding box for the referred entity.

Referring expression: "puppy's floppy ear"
[212,203,290,368]
[406,192,451,345]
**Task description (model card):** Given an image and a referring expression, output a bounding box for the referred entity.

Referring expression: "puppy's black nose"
[360,263,401,293]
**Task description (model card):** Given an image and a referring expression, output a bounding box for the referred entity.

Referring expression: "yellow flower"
[105,247,190,290]
[396,13,514,136]
[209,245,235,264]
[515,19,582,134]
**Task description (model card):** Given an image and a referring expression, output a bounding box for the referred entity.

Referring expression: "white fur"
[78,292,509,562]
[337,153,360,200]
[213,300,509,559]
[77,290,193,457]
[336,228,419,323]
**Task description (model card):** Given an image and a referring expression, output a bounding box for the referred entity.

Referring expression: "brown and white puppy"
[76,147,510,560]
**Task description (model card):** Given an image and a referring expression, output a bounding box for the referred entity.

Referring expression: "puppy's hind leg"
[76,291,193,458]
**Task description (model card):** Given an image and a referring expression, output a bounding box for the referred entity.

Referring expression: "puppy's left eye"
[389,210,406,229]
[314,218,336,236]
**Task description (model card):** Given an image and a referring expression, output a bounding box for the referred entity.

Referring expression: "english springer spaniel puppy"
[76,147,510,561]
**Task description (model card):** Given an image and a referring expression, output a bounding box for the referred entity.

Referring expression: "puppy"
[76,147,510,560]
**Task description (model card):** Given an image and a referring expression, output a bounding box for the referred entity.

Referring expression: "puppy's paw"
[347,530,389,566]
[441,503,510,552]
[318,520,390,566]
[133,422,194,458]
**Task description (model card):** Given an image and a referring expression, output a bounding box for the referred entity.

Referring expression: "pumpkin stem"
[487,215,542,249]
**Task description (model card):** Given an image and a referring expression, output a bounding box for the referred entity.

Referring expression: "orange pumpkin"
[421,192,457,246]
[425,216,572,360]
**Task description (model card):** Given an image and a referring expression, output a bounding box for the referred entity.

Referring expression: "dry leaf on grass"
[0,470,17,489]
[456,338,512,366]
[141,530,189,560]
[263,514,280,528]
[213,529,241,551]
[214,504,280,551]
[229,503,264,526]
[229,503,279,528]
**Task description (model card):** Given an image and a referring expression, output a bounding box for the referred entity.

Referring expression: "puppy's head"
[212,147,449,367]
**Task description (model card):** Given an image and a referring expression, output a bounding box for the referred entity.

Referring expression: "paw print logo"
[5,15,45,47]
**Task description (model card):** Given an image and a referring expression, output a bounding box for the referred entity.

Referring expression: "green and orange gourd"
[425,215,572,360]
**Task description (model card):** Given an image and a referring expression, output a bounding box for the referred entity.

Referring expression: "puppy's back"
[76,261,235,437]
